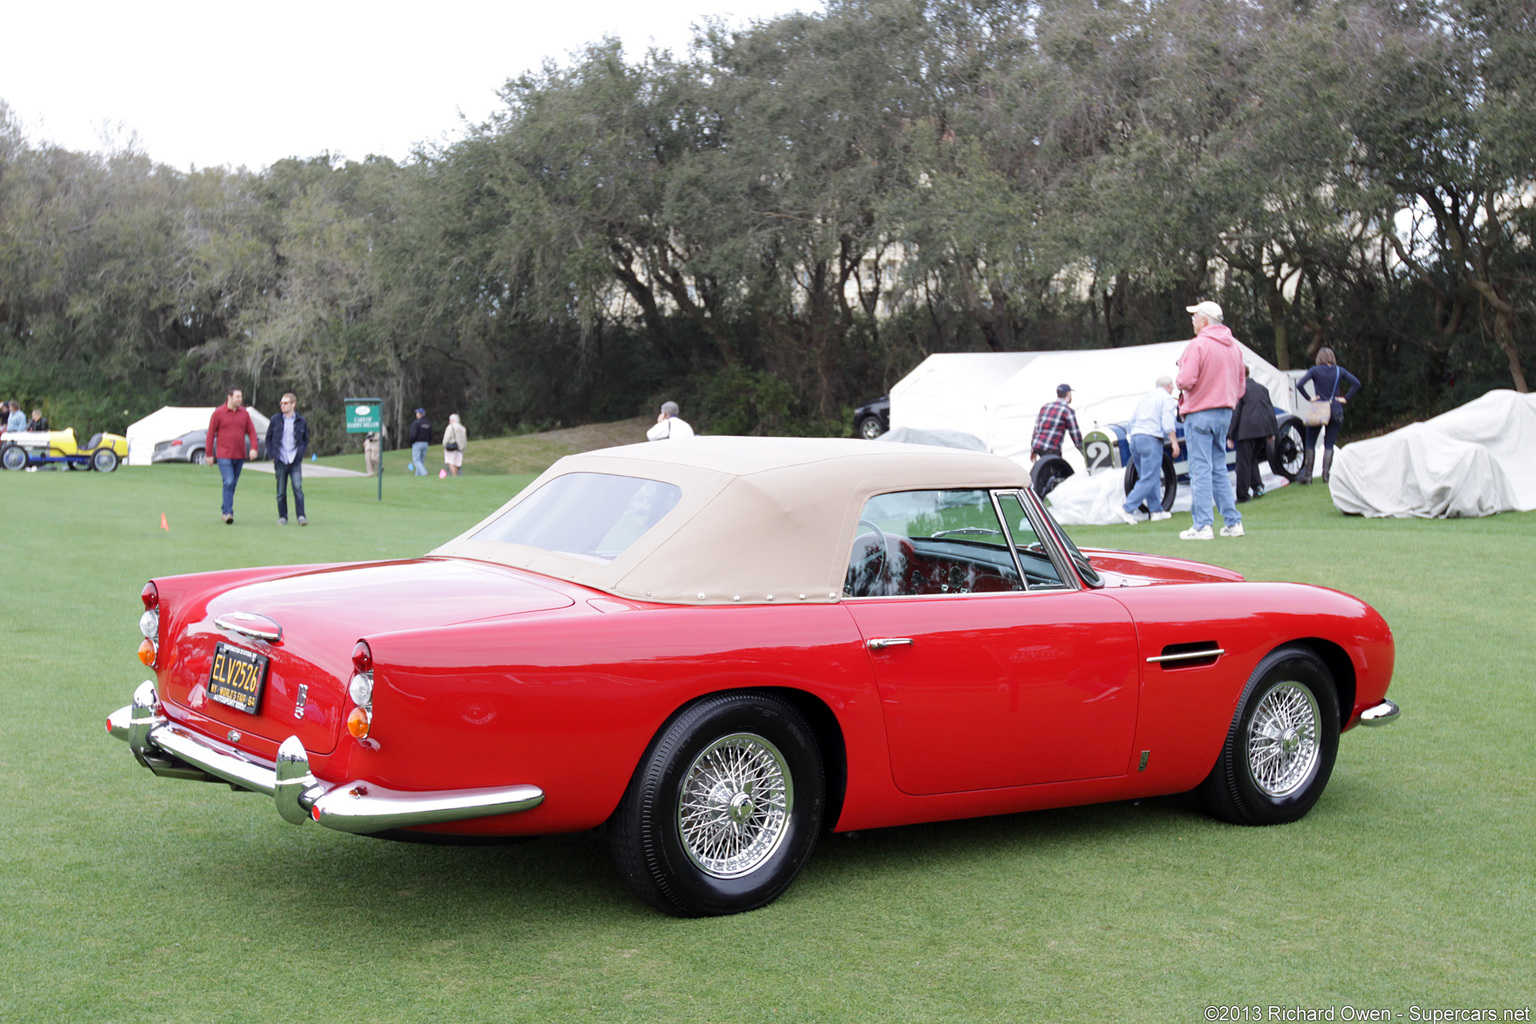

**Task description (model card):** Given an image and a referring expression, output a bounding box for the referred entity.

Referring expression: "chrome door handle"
[867,638,914,650]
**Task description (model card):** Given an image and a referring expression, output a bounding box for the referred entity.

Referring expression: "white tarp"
[1330,390,1536,518]
[125,406,270,466]
[889,353,1037,440]
[890,341,1300,473]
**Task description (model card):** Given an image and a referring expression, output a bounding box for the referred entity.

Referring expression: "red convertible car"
[108,437,1398,916]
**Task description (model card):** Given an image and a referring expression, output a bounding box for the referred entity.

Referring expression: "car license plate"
[208,642,269,715]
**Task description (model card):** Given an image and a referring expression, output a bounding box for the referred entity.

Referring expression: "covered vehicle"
[1,428,127,471]
[108,437,1398,916]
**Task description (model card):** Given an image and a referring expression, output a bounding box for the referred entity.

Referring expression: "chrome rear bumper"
[1357,699,1401,727]
[108,681,544,834]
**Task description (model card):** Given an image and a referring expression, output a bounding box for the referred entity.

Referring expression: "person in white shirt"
[1115,375,1181,524]
[646,401,695,441]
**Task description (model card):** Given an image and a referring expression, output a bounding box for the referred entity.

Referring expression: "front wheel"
[609,691,824,916]
[856,415,885,440]
[0,444,26,471]
[92,448,120,472]
[1197,645,1340,826]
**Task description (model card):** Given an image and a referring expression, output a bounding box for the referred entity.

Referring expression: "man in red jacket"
[208,387,260,524]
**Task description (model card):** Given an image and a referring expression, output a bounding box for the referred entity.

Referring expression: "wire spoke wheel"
[1245,681,1321,797]
[1197,645,1340,826]
[678,733,792,878]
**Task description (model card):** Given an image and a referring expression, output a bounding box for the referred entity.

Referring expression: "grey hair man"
[1116,375,1181,524]
[646,401,695,440]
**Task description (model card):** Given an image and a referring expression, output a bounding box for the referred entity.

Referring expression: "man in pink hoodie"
[1174,301,1246,540]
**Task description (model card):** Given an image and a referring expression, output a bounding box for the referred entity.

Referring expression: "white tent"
[890,341,1300,472]
[125,406,270,466]
[1330,390,1536,518]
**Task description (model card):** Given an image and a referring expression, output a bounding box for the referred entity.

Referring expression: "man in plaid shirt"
[1030,384,1083,461]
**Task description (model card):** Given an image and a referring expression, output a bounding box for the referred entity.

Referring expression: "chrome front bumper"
[1357,699,1401,727]
[107,681,544,834]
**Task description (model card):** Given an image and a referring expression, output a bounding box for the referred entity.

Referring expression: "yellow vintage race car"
[0,428,128,472]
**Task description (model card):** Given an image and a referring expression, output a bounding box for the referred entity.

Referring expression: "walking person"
[1229,367,1278,503]
[1175,301,1246,540]
[1029,384,1084,463]
[1296,347,1361,484]
[407,408,432,476]
[207,387,260,524]
[1115,376,1180,524]
[266,393,309,525]
[442,414,467,476]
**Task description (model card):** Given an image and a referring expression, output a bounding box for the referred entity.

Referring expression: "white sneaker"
[1114,507,1139,525]
[1219,523,1245,538]
[1150,511,1173,521]
[1179,525,1214,540]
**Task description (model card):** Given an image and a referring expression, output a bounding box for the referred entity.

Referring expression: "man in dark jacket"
[265,392,310,525]
[1228,368,1278,503]
[407,408,432,476]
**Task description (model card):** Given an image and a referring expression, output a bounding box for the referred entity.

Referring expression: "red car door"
[846,590,1140,795]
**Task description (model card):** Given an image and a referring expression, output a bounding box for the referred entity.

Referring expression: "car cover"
[1330,390,1536,518]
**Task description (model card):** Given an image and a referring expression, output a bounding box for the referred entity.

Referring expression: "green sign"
[344,398,383,434]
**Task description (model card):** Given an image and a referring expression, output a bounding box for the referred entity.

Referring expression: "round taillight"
[141,581,159,610]
[346,706,372,739]
[351,641,372,674]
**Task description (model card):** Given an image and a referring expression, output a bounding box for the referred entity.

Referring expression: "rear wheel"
[609,691,824,916]
[92,448,120,472]
[0,445,26,471]
[191,448,206,465]
[1030,455,1073,498]
[1197,645,1340,826]
[1269,419,1305,480]
[856,415,885,440]
[1122,451,1178,513]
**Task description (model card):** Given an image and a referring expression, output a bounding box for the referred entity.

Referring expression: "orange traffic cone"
[160,513,169,532]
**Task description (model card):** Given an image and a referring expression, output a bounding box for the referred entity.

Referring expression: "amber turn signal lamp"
[137,638,157,667]
[346,706,372,739]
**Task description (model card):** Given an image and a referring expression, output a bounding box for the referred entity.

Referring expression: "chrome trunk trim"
[213,611,283,642]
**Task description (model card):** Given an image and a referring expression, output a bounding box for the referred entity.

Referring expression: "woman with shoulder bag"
[442,413,468,477]
[1296,347,1360,484]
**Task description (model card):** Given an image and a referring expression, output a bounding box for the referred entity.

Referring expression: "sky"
[2,0,806,172]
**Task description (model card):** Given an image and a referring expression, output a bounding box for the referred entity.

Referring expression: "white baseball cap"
[1186,300,1224,322]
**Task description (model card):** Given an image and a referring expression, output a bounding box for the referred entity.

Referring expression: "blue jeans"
[216,458,244,516]
[1183,408,1240,530]
[1123,434,1167,513]
[274,460,305,520]
[411,441,428,476]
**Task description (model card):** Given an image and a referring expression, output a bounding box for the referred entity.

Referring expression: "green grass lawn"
[1,457,1532,1023]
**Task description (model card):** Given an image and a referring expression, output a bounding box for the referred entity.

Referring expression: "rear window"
[471,472,682,563]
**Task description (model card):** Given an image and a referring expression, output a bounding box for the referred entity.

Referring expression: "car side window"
[845,490,1025,597]
[994,491,1069,590]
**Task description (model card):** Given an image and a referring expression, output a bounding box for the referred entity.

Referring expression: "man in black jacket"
[266,393,310,524]
[1229,369,1278,503]
[408,408,432,476]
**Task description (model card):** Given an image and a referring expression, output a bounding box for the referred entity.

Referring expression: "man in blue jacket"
[266,393,309,525]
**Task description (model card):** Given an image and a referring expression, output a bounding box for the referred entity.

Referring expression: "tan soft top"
[432,435,1029,605]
